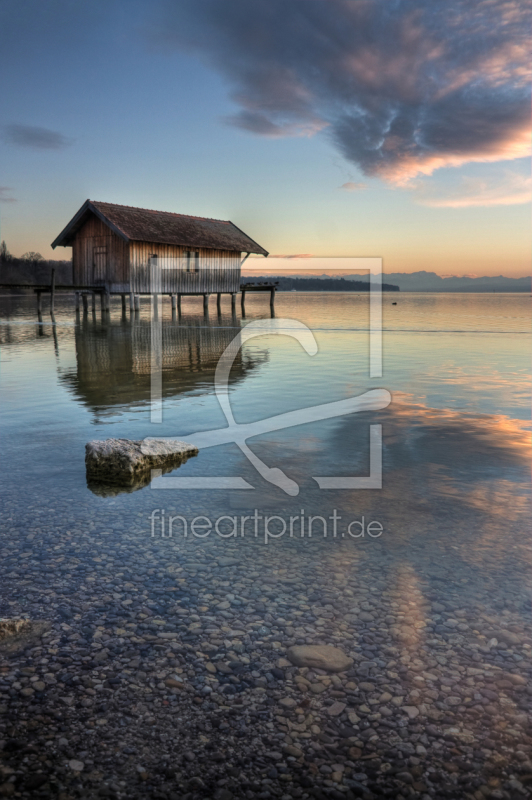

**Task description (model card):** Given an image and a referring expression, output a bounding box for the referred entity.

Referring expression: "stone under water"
[0,618,32,641]
[286,644,353,672]
[85,437,198,486]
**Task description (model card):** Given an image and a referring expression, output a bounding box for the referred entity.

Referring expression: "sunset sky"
[0,0,530,276]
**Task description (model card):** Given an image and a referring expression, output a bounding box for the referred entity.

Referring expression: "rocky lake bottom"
[1,499,532,800]
[0,293,531,799]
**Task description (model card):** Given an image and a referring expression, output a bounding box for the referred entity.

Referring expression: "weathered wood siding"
[129,242,241,294]
[72,219,243,293]
[72,215,129,291]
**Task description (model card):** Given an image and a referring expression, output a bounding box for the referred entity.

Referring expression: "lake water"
[0,292,531,796]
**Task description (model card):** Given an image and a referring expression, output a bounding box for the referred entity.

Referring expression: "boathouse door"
[93,246,107,284]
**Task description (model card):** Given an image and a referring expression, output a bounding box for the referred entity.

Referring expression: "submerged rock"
[0,618,31,640]
[286,644,353,672]
[85,437,198,486]
[0,619,49,654]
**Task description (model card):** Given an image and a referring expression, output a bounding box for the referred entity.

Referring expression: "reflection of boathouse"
[62,317,266,414]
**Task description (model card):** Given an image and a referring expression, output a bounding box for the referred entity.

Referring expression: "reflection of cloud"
[339,182,368,192]
[0,186,16,203]
[2,124,74,150]
[418,364,532,411]
[156,0,532,183]
[383,394,531,471]
[416,171,532,207]
[319,392,531,507]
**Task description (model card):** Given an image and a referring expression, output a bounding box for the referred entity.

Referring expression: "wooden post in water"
[203,293,209,315]
[105,286,111,312]
[270,287,276,316]
[129,292,135,312]
[231,293,236,315]
[177,294,181,315]
[36,291,42,314]
[92,292,96,313]
[82,293,88,314]
[241,289,246,316]
[134,294,140,312]
[75,292,80,312]
[50,268,56,316]
[217,293,222,314]
[121,294,127,314]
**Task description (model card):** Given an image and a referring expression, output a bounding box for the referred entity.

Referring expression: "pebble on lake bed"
[286,644,353,672]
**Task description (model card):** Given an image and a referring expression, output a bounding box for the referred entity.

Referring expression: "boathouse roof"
[51,200,268,255]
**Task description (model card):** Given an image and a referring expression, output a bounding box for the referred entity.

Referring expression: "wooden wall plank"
[73,214,129,290]
[73,217,245,292]
[129,242,242,293]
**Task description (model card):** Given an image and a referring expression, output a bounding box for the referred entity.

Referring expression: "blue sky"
[0,0,530,276]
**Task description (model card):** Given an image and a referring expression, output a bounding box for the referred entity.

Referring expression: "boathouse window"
[185,250,200,273]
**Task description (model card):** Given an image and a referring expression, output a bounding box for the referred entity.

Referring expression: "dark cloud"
[156,0,531,183]
[0,187,16,203]
[2,124,73,150]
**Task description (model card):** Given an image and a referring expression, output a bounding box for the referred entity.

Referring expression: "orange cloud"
[416,171,531,207]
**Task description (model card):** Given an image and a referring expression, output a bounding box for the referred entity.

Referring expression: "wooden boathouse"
[50,200,270,313]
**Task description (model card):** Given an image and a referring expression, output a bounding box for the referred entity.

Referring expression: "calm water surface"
[1,291,530,590]
[0,292,531,775]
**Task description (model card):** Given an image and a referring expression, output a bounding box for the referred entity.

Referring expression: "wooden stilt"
[177,294,181,314]
[134,294,140,311]
[121,294,126,314]
[217,293,222,314]
[270,287,276,316]
[105,287,111,312]
[203,293,209,315]
[92,293,96,313]
[50,268,56,316]
[75,292,80,312]
[241,290,246,316]
[82,293,88,313]
[37,291,42,314]
[231,293,236,314]
[129,292,135,312]
[171,294,177,311]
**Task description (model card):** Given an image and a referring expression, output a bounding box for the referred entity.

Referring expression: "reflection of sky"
[1,293,530,757]
[1,295,529,520]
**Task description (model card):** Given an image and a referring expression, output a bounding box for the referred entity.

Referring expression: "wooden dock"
[0,276,279,318]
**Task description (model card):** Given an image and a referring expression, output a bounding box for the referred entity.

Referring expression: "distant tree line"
[243,275,400,292]
[0,241,72,287]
